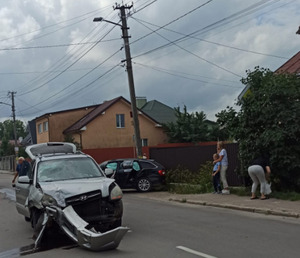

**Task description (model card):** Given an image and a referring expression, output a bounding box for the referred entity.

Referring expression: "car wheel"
[136,178,152,192]
[25,216,31,222]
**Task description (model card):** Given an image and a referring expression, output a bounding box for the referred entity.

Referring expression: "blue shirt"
[213,161,221,172]
[19,160,30,177]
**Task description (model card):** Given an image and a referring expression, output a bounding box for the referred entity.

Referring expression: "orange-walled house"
[35,104,98,144]
[35,96,169,150]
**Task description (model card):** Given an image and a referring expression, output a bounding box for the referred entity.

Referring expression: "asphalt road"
[1,173,300,258]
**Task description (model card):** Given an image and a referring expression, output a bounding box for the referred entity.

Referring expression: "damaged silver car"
[15,142,129,251]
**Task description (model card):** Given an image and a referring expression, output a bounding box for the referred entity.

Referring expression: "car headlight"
[110,185,123,201]
[42,194,58,206]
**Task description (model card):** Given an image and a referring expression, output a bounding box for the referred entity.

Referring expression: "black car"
[99,159,166,192]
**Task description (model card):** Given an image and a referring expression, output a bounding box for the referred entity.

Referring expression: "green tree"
[217,67,300,191]
[0,119,26,140]
[163,106,212,143]
[215,106,239,140]
[0,119,27,156]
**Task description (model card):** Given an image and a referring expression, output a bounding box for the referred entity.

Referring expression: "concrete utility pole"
[114,4,142,157]
[93,3,143,157]
[9,91,18,156]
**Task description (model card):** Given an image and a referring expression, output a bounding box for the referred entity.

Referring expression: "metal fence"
[149,143,243,186]
[0,155,16,171]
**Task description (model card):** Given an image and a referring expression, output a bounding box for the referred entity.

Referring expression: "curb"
[169,198,300,219]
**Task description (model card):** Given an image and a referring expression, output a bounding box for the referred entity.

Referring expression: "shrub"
[166,161,213,194]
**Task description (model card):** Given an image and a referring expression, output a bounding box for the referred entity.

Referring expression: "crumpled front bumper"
[44,205,129,251]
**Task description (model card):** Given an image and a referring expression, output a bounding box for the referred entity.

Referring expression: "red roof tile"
[275,51,300,74]
[63,96,125,134]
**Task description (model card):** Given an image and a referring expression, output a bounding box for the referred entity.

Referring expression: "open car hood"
[26,142,76,160]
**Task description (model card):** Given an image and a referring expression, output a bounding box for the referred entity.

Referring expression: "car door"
[117,160,135,188]
[15,162,34,218]
[15,179,32,219]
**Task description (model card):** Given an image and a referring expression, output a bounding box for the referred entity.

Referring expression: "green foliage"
[64,134,80,150]
[215,106,239,140]
[217,67,300,192]
[166,162,214,194]
[0,138,14,156]
[163,105,228,143]
[0,119,26,140]
[0,119,27,156]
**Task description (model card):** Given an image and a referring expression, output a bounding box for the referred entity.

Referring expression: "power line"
[20,63,121,115]
[0,38,120,51]
[134,62,241,87]
[130,0,283,58]
[133,17,243,78]
[19,23,118,96]
[0,6,112,43]
[132,17,288,60]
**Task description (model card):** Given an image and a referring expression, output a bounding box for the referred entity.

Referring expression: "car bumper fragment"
[61,205,129,251]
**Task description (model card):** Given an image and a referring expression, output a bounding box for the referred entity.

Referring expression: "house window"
[116,114,125,128]
[142,138,148,147]
[43,121,48,132]
[38,123,43,134]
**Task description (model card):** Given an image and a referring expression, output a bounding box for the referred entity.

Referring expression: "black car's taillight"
[158,169,165,176]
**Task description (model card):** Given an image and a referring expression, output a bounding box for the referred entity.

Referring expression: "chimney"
[136,97,147,109]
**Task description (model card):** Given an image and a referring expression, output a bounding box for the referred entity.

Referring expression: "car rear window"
[37,158,103,182]
[139,161,156,169]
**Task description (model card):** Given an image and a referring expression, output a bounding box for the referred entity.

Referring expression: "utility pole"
[9,91,18,156]
[114,3,142,157]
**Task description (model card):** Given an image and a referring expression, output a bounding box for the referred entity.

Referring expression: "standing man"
[12,157,30,185]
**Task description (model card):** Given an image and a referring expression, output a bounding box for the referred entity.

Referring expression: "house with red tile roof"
[275,51,300,74]
[35,96,169,150]
[238,51,300,100]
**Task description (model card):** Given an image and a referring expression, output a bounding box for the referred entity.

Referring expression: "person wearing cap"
[12,157,30,184]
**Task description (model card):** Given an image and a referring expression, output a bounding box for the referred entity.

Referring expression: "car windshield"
[37,157,103,182]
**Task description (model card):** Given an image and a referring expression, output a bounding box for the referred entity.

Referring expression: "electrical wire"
[19,24,118,96]
[131,17,288,60]
[134,62,242,89]
[130,0,283,57]
[0,5,112,43]
[133,17,243,77]
[0,38,120,52]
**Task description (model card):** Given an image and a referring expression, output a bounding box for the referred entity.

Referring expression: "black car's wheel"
[136,177,152,192]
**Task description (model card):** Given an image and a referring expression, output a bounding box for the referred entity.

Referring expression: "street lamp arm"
[93,17,123,28]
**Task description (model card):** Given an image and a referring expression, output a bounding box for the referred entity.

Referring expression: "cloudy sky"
[0,0,299,124]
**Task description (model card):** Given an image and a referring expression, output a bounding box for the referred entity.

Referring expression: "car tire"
[136,177,152,192]
[25,216,31,222]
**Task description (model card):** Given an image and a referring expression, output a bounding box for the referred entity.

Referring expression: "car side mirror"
[105,168,114,177]
[18,175,31,184]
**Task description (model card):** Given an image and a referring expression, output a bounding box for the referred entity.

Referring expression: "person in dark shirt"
[12,157,30,184]
[248,154,271,200]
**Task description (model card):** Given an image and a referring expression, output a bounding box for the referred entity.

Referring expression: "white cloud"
[0,0,299,124]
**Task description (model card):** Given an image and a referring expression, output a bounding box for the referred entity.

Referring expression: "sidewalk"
[133,191,300,219]
[1,170,299,219]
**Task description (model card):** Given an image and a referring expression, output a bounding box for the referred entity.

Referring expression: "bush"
[166,161,213,194]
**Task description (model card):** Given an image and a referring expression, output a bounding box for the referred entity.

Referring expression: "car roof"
[100,158,156,164]
[26,142,77,160]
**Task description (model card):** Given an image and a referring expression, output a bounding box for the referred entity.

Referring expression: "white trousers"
[220,165,228,189]
[248,165,266,194]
